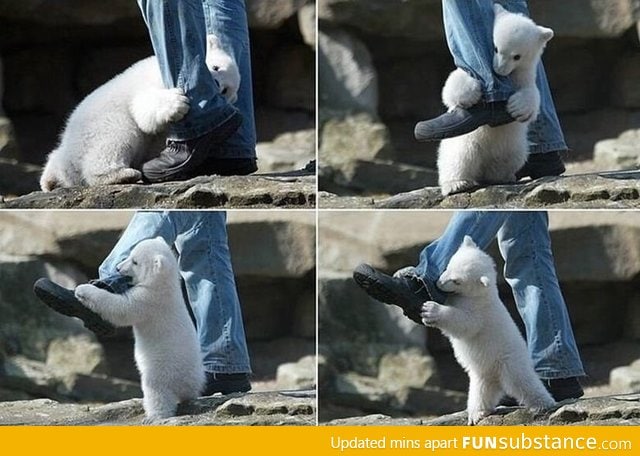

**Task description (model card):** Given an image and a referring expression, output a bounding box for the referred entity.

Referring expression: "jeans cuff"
[528,141,568,154]
[167,107,239,141]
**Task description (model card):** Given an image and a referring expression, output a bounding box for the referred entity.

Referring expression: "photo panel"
[319,210,640,425]
[0,210,316,425]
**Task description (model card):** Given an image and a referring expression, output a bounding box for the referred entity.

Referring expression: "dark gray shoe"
[33,278,116,337]
[352,264,430,325]
[516,151,566,180]
[142,111,242,183]
[414,101,515,142]
[203,372,251,396]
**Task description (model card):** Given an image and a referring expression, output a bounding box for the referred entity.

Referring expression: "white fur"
[437,4,554,196]
[420,236,555,425]
[40,36,240,192]
[74,238,205,423]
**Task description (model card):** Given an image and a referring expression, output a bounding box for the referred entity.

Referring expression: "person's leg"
[136,0,237,141]
[202,0,257,162]
[497,212,585,385]
[499,0,567,179]
[414,0,515,141]
[136,0,245,183]
[414,211,510,302]
[172,212,251,380]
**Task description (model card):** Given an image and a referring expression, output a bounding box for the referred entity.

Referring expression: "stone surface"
[0,391,316,425]
[1,356,141,403]
[298,4,317,49]
[595,129,640,169]
[276,355,316,390]
[318,29,378,114]
[0,119,20,160]
[610,361,640,393]
[246,0,311,29]
[377,349,439,391]
[320,172,640,209]
[0,174,316,209]
[326,394,640,426]
[0,158,41,197]
[256,130,316,173]
[46,335,107,377]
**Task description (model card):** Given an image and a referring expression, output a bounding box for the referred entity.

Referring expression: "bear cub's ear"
[537,26,554,43]
[463,235,478,248]
[493,3,507,16]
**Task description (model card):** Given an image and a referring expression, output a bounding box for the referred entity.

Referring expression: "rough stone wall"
[318,0,640,195]
[0,0,316,173]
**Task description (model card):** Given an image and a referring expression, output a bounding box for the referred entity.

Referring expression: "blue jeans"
[442,0,567,154]
[137,0,257,159]
[414,211,584,379]
[99,211,252,375]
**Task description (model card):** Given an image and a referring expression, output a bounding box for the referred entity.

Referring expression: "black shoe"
[201,157,257,177]
[545,377,584,402]
[202,372,252,396]
[499,376,584,406]
[352,264,430,325]
[33,278,117,337]
[414,101,515,142]
[142,111,243,183]
[516,151,566,180]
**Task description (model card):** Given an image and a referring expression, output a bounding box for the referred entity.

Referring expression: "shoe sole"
[353,264,423,324]
[33,279,116,337]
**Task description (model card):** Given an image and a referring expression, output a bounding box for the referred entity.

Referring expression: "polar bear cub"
[75,238,205,422]
[40,35,240,192]
[437,4,554,196]
[420,236,555,425]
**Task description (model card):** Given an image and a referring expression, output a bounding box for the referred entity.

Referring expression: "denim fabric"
[203,0,257,158]
[99,211,251,374]
[137,0,257,159]
[414,211,585,379]
[442,0,568,154]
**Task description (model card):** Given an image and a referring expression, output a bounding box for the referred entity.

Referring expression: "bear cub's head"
[206,34,240,104]
[116,237,177,286]
[492,3,554,77]
[437,236,497,296]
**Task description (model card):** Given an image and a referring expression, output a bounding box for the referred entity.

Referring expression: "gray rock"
[1,356,141,403]
[276,355,316,390]
[298,4,317,49]
[0,391,316,425]
[46,335,107,377]
[595,129,640,169]
[246,0,310,30]
[528,0,637,38]
[326,394,640,426]
[325,159,438,195]
[227,212,316,278]
[0,174,316,209]
[256,130,316,173]
[318,0,444,42]
[378,349,439,390]
[321,172,640,209]
[610,362,640,393]
[0,257,89,361]
[319,271,428,377]
[319,29,378,114]
[320,112,392,163]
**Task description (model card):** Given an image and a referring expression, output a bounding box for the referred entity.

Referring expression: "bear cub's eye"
[132,260,138,265]
[513,54,521,61]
